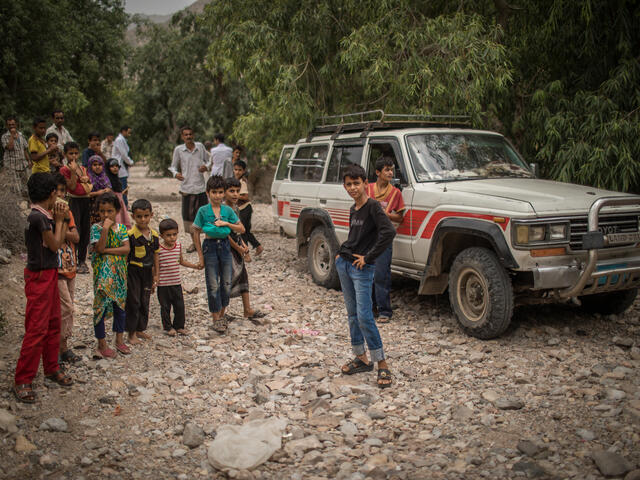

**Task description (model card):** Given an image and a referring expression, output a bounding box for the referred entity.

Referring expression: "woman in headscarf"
[105,158,132,228]
[87,155,112,225]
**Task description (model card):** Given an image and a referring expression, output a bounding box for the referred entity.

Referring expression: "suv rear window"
[275,147,294,180]
[290,145,329,182]
[325,145,364,183]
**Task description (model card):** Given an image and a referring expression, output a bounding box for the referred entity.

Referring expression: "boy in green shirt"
[192,175,245,334]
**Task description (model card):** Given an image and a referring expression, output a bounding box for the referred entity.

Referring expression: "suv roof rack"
[307,109,472,140]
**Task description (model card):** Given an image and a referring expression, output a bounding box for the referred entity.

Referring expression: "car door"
[322,139,365,243]
[271,144,295,220]
[364,136,415,266]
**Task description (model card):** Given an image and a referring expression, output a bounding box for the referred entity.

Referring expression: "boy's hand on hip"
[352,254,366,269]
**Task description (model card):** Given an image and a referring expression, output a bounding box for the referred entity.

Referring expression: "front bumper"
[532,196,640,297]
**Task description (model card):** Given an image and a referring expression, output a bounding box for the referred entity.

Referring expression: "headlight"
[514,222,569,246]
[549,224,567,240]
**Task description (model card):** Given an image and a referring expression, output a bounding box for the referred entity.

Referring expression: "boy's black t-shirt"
[25,208,58,271]
[337,198,396,265]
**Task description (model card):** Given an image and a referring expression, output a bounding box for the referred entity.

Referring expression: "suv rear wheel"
[579,289,638,315]
[307,227,340,289]
[448,247,513,339]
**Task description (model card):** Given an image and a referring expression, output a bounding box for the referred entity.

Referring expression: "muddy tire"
[307,227,340,289]
[448,247,513,339]
[579,289,638,315]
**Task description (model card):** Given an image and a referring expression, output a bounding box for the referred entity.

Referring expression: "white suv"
[271,111,640,339]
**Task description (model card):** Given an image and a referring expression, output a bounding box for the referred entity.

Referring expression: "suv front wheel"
[448,247,514,339]
[307,227,340,289]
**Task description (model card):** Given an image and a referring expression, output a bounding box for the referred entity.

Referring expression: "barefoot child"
[53,173,80,363]
[224,177,266,322]
[60,142,93,274]
[90,192,130,357]
[14,173,73,403]
[157,218,201,336]
[233,156,263,256]
[336,165,395,389]
[126,199,159,344]
[193,175,245,334]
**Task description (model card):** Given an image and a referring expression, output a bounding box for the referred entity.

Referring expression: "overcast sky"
[125,0,194,15]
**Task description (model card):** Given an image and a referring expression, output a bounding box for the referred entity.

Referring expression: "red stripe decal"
[420,211,510,239]
[396,209,429,236]
[277,200,289,216]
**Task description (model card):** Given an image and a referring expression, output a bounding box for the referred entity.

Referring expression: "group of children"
[13,161,265,402]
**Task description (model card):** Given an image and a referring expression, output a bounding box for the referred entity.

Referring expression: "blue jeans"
[336,256,385,362]
[119,176,128,207]
[203,238,232,313]
[372,245,393,319]
[94,302,126,339]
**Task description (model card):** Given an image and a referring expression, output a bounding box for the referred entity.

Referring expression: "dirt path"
[0,166,639,479]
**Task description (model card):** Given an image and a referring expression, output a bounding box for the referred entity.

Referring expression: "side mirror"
[391,178,403,191]
[529,163,538,178]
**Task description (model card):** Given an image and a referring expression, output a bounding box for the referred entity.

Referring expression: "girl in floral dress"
[90,192,130,357]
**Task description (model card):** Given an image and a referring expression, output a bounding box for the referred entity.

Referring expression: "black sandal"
[377,369,393,389]
[14,383,36,403]
[212,318,228,334]
[341,357,374,375]
[61,349,80,363]
[45,369,74,387]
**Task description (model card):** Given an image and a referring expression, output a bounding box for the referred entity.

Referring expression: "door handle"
[319,199,327,204]
[291,198,301,202]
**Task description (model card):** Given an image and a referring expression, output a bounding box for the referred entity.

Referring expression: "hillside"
[126,0,209,45]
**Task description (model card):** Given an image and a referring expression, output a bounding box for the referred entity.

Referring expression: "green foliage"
[0,0,129,140]
[203,1,512,160]
[128,12,249,172]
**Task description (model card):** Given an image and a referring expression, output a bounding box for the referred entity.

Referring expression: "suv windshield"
[407,133,533,182]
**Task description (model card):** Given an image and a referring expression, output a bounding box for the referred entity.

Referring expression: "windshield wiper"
[434,176,489,184]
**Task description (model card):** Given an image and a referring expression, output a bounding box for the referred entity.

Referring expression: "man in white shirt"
[169,126,209,252]
[112,126,134,206]
[101,132,115,159]
[209,133,233,178]
[46,110,74,153]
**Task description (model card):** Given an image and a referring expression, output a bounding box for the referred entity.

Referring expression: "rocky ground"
[0,167,639,480]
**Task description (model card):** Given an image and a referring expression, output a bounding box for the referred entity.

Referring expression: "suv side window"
[290,144,329,182]
[367,140,407,185]
[325,145,364,183]
[275,147,294,180]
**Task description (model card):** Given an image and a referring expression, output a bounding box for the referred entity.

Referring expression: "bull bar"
[558,196,640,298]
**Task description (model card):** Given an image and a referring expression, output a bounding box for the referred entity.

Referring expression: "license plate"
[607,232,640,245]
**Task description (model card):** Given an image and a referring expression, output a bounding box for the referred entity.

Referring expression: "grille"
[569,214,639,251]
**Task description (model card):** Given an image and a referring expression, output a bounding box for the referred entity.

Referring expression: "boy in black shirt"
[126,199,160,345]
[336,165,395,388]
[14,173,73,403]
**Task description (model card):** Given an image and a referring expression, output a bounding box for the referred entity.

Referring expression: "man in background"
[209,133,233,178]
[2,116,31,195]
[46,110,74,154]
[112,126,134,206]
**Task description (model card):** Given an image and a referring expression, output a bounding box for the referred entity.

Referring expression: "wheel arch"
[419,218,518,295]
[296,208,339,258]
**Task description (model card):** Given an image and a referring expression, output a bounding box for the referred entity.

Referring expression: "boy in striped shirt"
[157,218,201,336]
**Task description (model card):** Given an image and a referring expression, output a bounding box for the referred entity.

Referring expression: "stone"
[0,408,18,433]
[606,389,626,401]
[81,456,93,466]
[284,435,322,455]
[625,470,640,480]
[183,422,205,448]
[39,453,57,467]
[482,390,500,403]
[14,434,36,453]
[173,448,188,457]
[576,428,596,441]
[592,450,633,477]
[612,336,634,348]
[339,421,358,436]
[512,459,547,478]
[39,417,69,432]
[453,405,473,422]
[493,398,524,410]
[367,408,386,420]
[517,440,541,457]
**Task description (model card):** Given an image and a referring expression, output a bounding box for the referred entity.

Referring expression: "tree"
[0,0,129,141]
[128,12,249,172]
[202,0,512,159]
